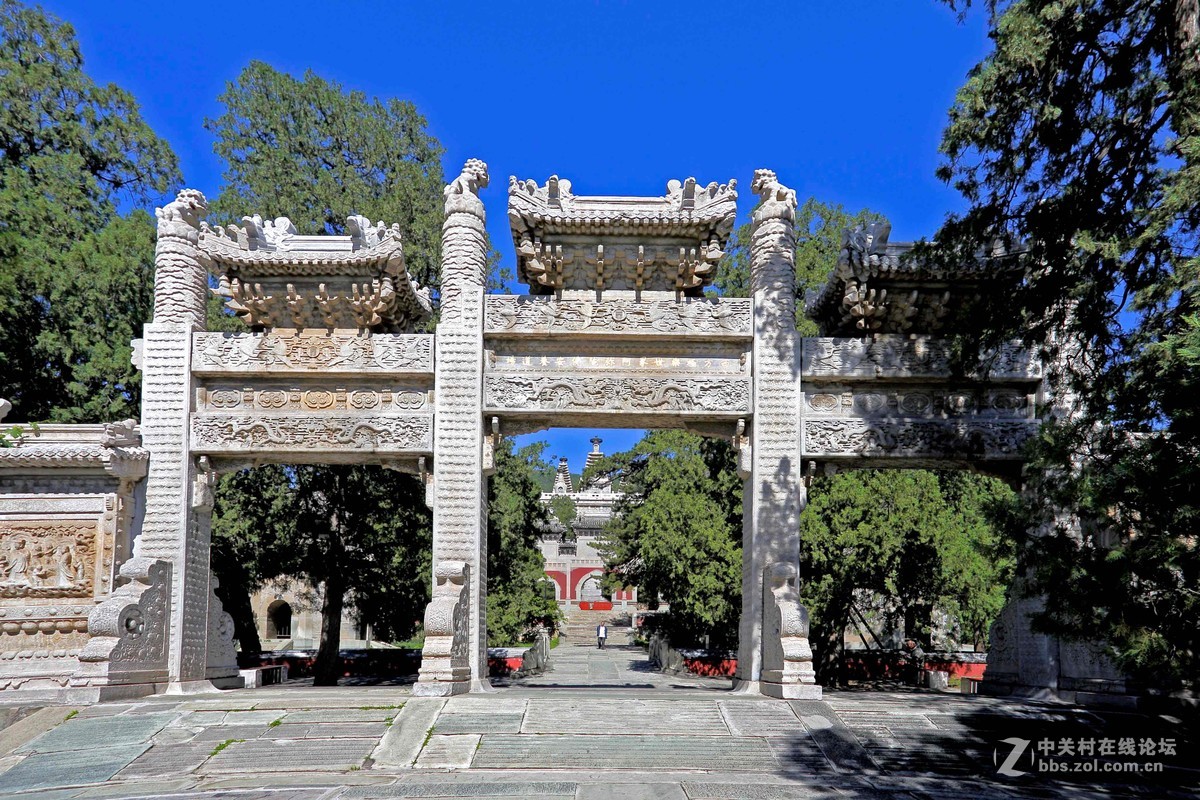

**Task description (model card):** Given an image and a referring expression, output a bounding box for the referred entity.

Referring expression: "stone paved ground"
[0,641,1195,799]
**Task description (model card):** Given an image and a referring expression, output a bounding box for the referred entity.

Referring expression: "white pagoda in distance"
[538,438,638,612]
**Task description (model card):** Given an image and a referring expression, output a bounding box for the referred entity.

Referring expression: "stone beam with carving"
[483,376,751,418]
[198,210,431,332]
[191,332,434,376]
[190,414,433,459]
[801,336,1042,382]
[484,297,752,340]
[508,174,736,294]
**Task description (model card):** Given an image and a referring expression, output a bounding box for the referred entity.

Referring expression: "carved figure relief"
[484,376,750,413]
[192,332,434,374]
[485,297,751,336]
[0,522,96,598]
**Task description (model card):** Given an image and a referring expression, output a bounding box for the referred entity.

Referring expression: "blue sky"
[44,0,992,472]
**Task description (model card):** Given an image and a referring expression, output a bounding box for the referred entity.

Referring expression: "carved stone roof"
[508,176,737,295]
[199,214,432,332]
[806,222,1020,335]
[0,423,148,478]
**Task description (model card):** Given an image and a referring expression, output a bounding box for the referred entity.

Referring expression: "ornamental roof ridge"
[0,422,149,477]
[197,208,432,331]
[805,222,1024,335]
[507,174,738,294]
[508,174,737,232]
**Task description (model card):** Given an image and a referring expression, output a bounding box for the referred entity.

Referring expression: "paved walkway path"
[0,641,1194,799]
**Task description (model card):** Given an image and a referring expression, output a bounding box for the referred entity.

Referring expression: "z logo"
[995,737,1031,776]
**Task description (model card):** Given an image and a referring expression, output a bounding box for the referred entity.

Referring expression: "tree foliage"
[486,439,561,644]
[212,465,431,683]
[935,0,1200,689]
[801,470,1015,683]
[591,430,743,649]
[0,0,179,421]
[205,61,444,289]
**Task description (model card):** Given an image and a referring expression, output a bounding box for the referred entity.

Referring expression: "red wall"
[545,570,568,601]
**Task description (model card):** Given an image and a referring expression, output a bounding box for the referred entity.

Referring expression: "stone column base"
[761,680,823,700]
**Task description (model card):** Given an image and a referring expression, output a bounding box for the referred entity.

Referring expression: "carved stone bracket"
[205,576,241,687]
[760,563,819,700]
[413,560,471,696]
[71,558,170,698]
[482,418,500,477]
[734,418,751,480]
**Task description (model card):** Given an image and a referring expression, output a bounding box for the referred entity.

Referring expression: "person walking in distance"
[596,623,607,649]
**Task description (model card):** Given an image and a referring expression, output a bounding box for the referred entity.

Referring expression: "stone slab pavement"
[0,642,1193,799]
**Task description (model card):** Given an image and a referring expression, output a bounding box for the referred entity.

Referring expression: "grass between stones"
[209,738,244,757]
[63,710,78,721]
[268,717,283,728]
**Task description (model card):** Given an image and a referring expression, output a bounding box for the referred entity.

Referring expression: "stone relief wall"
[0,424,146,697]
[0,521,98,598]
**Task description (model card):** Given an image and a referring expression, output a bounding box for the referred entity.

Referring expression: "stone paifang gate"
[0,160,1070,702]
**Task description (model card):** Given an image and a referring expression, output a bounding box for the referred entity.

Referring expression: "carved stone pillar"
[417,160,491,696]
[135,189,217,689]
[735,170,819,698]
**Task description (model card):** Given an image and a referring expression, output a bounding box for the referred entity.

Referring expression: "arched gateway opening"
[0,160,1058,703]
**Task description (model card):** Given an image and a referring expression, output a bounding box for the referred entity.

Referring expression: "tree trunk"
[312,570,347,686]
[213,575,261,660]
